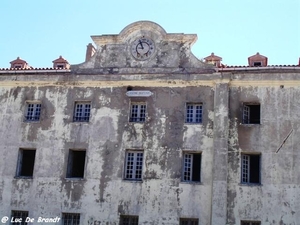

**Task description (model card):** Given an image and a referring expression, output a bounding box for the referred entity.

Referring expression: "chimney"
[204,53,222,67]
[10,57,30,69]
[248,52,268,67]
[52,56,70,69]
[85,43,96,62]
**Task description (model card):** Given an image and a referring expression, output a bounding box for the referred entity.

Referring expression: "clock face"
[131,37,155,60]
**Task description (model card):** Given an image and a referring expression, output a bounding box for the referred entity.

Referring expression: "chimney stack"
[85,43,96,62]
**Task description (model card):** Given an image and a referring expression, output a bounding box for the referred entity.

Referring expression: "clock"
[131,37,155,60]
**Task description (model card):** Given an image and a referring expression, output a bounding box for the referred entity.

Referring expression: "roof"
[10,57,27,65]
[52,56,69,64]
[248,52,268,60]
[204,53,222,61]
[248,52,268,65]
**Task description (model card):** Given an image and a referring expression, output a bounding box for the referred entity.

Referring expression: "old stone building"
[0,21,299,225]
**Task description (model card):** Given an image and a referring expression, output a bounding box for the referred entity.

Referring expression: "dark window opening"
[180,218,199,225]
[243,104,260,124]
[57,65,64,69]
[183,153,201,182]
[66,150,86,178]
[11,211,29,225]
[241,154,260,184]
[62,213,80,225]
[16,149,36,177]
[253,62,262,67]
[119,215,139,225]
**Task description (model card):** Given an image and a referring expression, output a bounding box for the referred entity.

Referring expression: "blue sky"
[0,0,299,68]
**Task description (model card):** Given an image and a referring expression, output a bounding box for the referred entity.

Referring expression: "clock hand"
[138,40,144,49]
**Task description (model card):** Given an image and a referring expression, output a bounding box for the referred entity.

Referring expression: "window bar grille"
[183,154,192,181]
[26,103,41,121]
[242,155,250,183]
[74,103,90,122]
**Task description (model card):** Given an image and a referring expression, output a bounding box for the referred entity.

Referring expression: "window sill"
[123,179,143,183]
[23,121,41,124]
[14,176,33,179]
[180,181,202,185]
[239,183,262,186]
[65,178,86,182]
[184,122,202,125]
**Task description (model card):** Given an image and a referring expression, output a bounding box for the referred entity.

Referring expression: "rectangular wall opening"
[16,149,36,177]
[243,104,260,124]
[241,154,260,184]
[66,150,86,178]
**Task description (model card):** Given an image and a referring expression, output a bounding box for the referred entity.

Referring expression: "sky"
[0,0,299,68]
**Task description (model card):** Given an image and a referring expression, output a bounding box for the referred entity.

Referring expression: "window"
[73,102,91,122]
[241,154,260,184]
[66,150,86,178]
[56,64,64,69]
[25,102,41,121]
[241,221,261,225]
[119,215,139,225]
[16,149,36,178]
[14,64,22,69]
[182,152,201,182]
[62,213,80,225]
[11,211,29,225]
[124,151,143,181]
[180,218,199,225]
[185,103,202,123]
[243,104,260,124]
[129,102,146,122]
[253,62,262,67]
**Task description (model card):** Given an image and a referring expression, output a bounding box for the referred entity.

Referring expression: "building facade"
[0,21,299,225]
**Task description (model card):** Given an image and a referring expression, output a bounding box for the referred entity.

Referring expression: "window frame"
[11,210,29,225]
[24,101,42,122]
[242,103,261,125]
[182,152,202,183]
[185,103,203,124]
[241,153,261,185]
[73,101,91,122]
[62,213,80,225]
[15,149,36,178]
[124,150,144,181]
[56,64,65,69]
[252,61,262,67]
[241,220,261,225]
[119,215,139,225]
[13,64,23,69]
[129,102,147,123]
[66,149,86,179]
[179,218,199,225]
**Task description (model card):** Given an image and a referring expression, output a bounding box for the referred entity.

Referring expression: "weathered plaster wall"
[0,75,215,225]
[1,20,300,225]
[1,72,300,224]
[227,74,300,225]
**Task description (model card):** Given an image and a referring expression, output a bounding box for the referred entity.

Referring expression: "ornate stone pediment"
[72,21,214,74]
